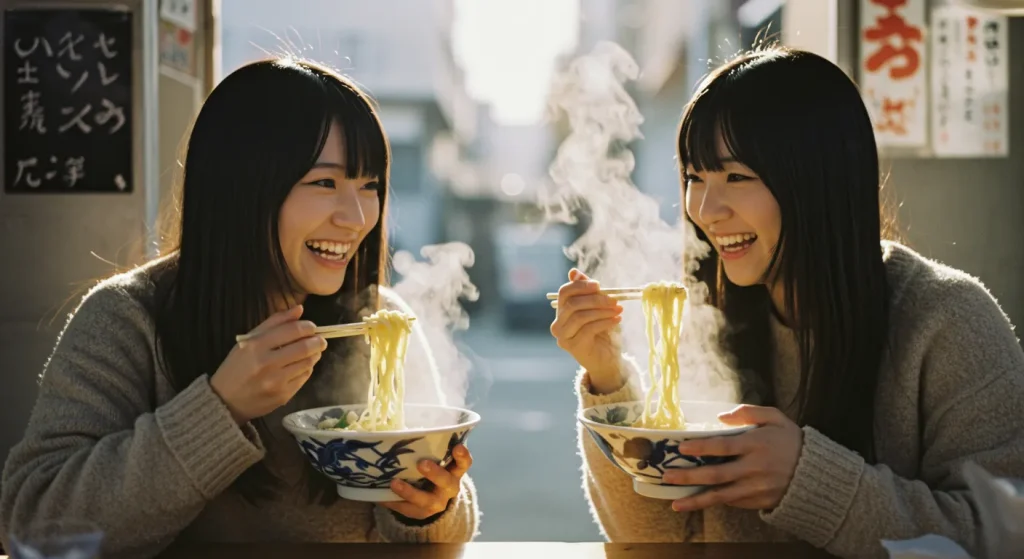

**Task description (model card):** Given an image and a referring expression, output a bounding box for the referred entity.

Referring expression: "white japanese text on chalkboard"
[4,8,133,193]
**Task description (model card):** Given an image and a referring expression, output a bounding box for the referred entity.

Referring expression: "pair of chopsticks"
[546,287,643,309]
[234,317,416,343]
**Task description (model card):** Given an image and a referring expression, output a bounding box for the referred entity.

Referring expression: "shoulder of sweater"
[883,240,1016,338]
[68,256,169,328]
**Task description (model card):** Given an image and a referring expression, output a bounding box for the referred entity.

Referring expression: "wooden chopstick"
[547,283,687,308]
[559,292,644,302]
[545,287,643,300]
[235,317,415,343]
[549,292,644,309]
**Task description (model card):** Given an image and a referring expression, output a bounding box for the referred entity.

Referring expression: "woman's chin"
[722,267,763,288]
[297,277,346,298]
[314,283,345,297]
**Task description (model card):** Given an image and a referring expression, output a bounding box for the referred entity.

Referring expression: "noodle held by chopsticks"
[634,282,688,429]
[317,309,414,432]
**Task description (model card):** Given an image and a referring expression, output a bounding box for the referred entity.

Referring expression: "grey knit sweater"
[0,261,479,558]
[576,242,1024,558]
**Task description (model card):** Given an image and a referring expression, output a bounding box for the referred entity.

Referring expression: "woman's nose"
[698,187,731,225]
[331,187,367,229]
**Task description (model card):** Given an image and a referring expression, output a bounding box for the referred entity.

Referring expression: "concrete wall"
[0,0,213,470]
[886,18,1024,327]
[836,8,1024,328]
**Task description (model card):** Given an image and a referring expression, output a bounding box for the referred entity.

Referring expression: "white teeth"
[306,240,352,257]
[715,233,756,247]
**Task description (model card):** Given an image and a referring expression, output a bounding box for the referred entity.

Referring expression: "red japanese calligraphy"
[877,96,914,135]
[863,0,923,79]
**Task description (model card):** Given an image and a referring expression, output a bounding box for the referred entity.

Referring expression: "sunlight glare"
[452,0,580,125]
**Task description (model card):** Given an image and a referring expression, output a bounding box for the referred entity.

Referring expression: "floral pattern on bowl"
[283,403,478,502]
[579,400,756,500]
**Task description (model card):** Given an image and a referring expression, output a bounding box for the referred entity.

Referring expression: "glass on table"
[7,519,104,559]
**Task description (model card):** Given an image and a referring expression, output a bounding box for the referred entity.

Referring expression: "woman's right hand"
[550,269,626,394]
[210,305,327,425]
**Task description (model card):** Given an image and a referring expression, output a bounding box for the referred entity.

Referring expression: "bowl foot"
[337,485,403,502]
[633,479,705,500]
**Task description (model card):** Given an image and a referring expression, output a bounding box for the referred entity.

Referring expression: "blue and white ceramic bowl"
[283,403,480,502]
[579,400,756,500]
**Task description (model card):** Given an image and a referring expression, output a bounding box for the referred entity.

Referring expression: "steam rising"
[543,42,740,404]
[386,242,479,409]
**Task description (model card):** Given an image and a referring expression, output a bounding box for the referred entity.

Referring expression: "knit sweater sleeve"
[0,283,265,559]
[576,355,694,542]
[761,278,1024,559]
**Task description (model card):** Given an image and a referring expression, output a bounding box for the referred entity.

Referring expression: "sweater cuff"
[155,375,266,499]
[374,476,478,543]
[576,354,643,409]
[760,426,864,548]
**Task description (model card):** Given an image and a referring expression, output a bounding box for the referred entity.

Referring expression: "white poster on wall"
[858,0,929,149]
[160,0,197,33]
[930,5,1009,158]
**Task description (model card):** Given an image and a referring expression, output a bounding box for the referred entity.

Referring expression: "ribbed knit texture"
[576,242,1024,558]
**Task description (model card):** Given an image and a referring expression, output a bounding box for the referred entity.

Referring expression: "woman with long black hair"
[551,46,1024,558]
[1,58,478,558]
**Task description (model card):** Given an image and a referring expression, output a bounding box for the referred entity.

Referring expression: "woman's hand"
[549,269,625,394]
[381,444,473,521]
[210,305,327,425]
[662,405,803,512]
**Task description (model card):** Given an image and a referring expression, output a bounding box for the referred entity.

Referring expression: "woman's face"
[278,121,382,299]
[684,132,782,287]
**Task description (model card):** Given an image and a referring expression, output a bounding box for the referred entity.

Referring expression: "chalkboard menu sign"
[3,8,133,193]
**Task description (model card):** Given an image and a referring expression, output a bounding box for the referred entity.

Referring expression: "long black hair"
[679,47,889,461]
[151,57,390,500]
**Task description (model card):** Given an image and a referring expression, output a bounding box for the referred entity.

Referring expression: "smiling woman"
[682,148,781,286]
[278,121,383,298]
[0,57,479,558]
[552,45,1024,559]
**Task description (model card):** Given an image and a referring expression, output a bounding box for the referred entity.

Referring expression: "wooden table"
[168,542,836,558]
[3,542,838,558]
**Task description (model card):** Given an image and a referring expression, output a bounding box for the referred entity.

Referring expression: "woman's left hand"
[381,444,473,520]
[662,405,803,512]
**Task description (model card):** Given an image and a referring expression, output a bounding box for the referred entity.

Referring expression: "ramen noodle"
[634,281,687,429]
[317,309,414,431]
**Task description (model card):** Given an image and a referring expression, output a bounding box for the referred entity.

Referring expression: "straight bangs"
[295,61,391,317]
[678,86,740,174]
[678,61,786,287]
[320,73,389,184]
[678,52,787,178]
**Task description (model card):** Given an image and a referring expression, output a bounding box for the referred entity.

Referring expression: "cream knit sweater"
[576,242,1024,558]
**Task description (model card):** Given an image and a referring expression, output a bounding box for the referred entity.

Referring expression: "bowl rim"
[282,402,481,438]
[578,399,756,438]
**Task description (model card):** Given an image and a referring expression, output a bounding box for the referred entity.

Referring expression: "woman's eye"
[684,174,703,184]
[309,178,336,188]
[361,181,381,191]
[727,173,752,182]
